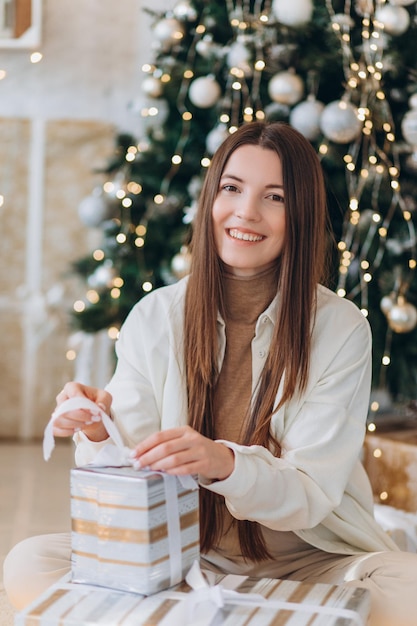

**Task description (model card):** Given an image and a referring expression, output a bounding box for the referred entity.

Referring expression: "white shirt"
[75,277,398,555]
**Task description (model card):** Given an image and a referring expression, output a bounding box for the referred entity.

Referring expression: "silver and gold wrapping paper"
[70,466,199,595]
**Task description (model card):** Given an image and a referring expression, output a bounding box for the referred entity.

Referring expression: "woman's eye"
[222,184,238,192]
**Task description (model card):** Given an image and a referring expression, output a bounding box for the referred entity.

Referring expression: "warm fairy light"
[196,24,206,34]
[379,492,388,501]
[338,241,347,250]
[382,355,391,366]
[370,401,379,412]
[142,64,153,72]
[111,288,121,299]
[201,157,211,167]
[122,198,132,208]
[391,180,399,190]
[66,350,77,361]
[346,163,355,172]
[256,110,265,120]
[339,266,348,274]
[116,233,127,244]
[103,182,114,193]
[379,227,387,237]
[182,112,192,120]
[337,288,346,297]
[369,155,377,164]
[376,91,385,100]
[372,213,381,223]
[361,308,369,317]
[135,237,145,247]
[142,281,153,292]
[116,189,126,199]
[232,80,243,91]
[363,273,372,283]
[125,152,135,162]
[30,52,43,63]
[93,249,105,261]
[184,70,193,79]
[113,277,124,288]
[108,326,119,340]
[136,224,147,236]
[73,300,85,313]
[244,106,253,115]
[373,448,382,458]
[154,194,164,204]
[220,114,230,123]
[409,260,417,269]
[127,182,142,194]
[361,260,370,269]
[172,155,182,165]
[367,422,376,432]
[86,290,100,304]
[255,60,265,71]
[161,74,171,83]
[360,169,369,178]
[319,144,328,155]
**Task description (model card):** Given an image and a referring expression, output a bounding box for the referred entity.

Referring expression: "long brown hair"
[184,121,330,560]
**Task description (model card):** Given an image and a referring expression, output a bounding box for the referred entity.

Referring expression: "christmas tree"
[70,0,417,417]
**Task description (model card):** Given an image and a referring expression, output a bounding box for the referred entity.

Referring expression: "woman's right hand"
[53,381,112,442]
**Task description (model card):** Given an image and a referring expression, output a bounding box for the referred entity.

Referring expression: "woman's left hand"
[130,426,235,481]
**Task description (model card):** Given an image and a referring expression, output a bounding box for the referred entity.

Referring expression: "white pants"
[4,532,417,626]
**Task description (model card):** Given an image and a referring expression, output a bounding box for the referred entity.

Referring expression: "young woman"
[4,122,417,625]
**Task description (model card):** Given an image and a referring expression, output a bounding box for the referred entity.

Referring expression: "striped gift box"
[15,572,370,626]
[70,466,199,595]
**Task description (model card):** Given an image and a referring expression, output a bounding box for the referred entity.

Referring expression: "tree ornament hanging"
[374,4,410,36]
[272,0,314,27]
[401,94,417,146]
[87,261,117,290]
[142,75,163,98]
[320,100,362,144]
[171,245,192,279]
[380,293,396,316]
[78,189,116,228]
[226,37,253,76]
[387,297,417,333]
[268,71,304,105]
[206,123,229,155]
[289,96,325,141]
[188,75,222,108]
[153,17,185,49]
[172,0,198,22]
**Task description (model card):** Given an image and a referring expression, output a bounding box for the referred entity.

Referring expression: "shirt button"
[259,349,266,358]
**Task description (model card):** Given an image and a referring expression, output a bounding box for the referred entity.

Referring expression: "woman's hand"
[130,426,235,481]
[53,382,112,442]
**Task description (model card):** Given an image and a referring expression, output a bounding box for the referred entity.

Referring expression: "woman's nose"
[235,194,260,221]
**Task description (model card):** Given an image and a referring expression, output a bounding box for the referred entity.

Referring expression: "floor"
[0,441,74,624]
[0,440,73,578]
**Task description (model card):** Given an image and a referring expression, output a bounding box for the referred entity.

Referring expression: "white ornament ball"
[272,0,313,26]
[206,124,229,155]
[402,109,417,146]
[268,71,304,105]
[290,97,325,140]
[375,5,410,36]
[173,0,198,21]
[188,75,222,108]
[409,92,417,109]
[320,100,362,144]
[380,294,395,315]
[227,39,252,76]
[153,18,185,45]
[78,191,114,228]
[88,262,116,290]
[387,300,417,333]
[171,246,192,279]
[142,76,163,98]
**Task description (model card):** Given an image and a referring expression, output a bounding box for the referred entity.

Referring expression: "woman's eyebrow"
[220,173,284,188]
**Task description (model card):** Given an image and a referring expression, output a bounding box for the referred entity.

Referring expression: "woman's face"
[212,144,286,277]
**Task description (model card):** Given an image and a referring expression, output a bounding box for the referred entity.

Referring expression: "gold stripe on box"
[72,548,171,568]
[255,580,313,626]
[71,488,196,511]
[144,599,178,626]
[24,589,69,625]
[72,518,168,543]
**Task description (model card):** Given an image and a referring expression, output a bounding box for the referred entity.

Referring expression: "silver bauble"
[171,246,192,278]
[87,261,117,289]
[78,190,115,228]
[380,294,395,315]
[375,5,410,35]
[173,0,198,21]
[153,18,185,47]
[206,124,229,155]
[268,71,304,105]
[387,299,417,333]
[290,97,325,140]
[226,38,252,76]
[272,0,314,26]
[320,100,362,144]
[188,75,221,108]
[142,76,163,98]
[402,109,417,146]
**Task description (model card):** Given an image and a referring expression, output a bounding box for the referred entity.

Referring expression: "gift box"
[363,428,417,512]
[70,465,199,595]
[15,567,370,626]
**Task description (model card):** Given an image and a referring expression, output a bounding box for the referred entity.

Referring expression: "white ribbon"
[157,561,366,626]
[43,396,198,587]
